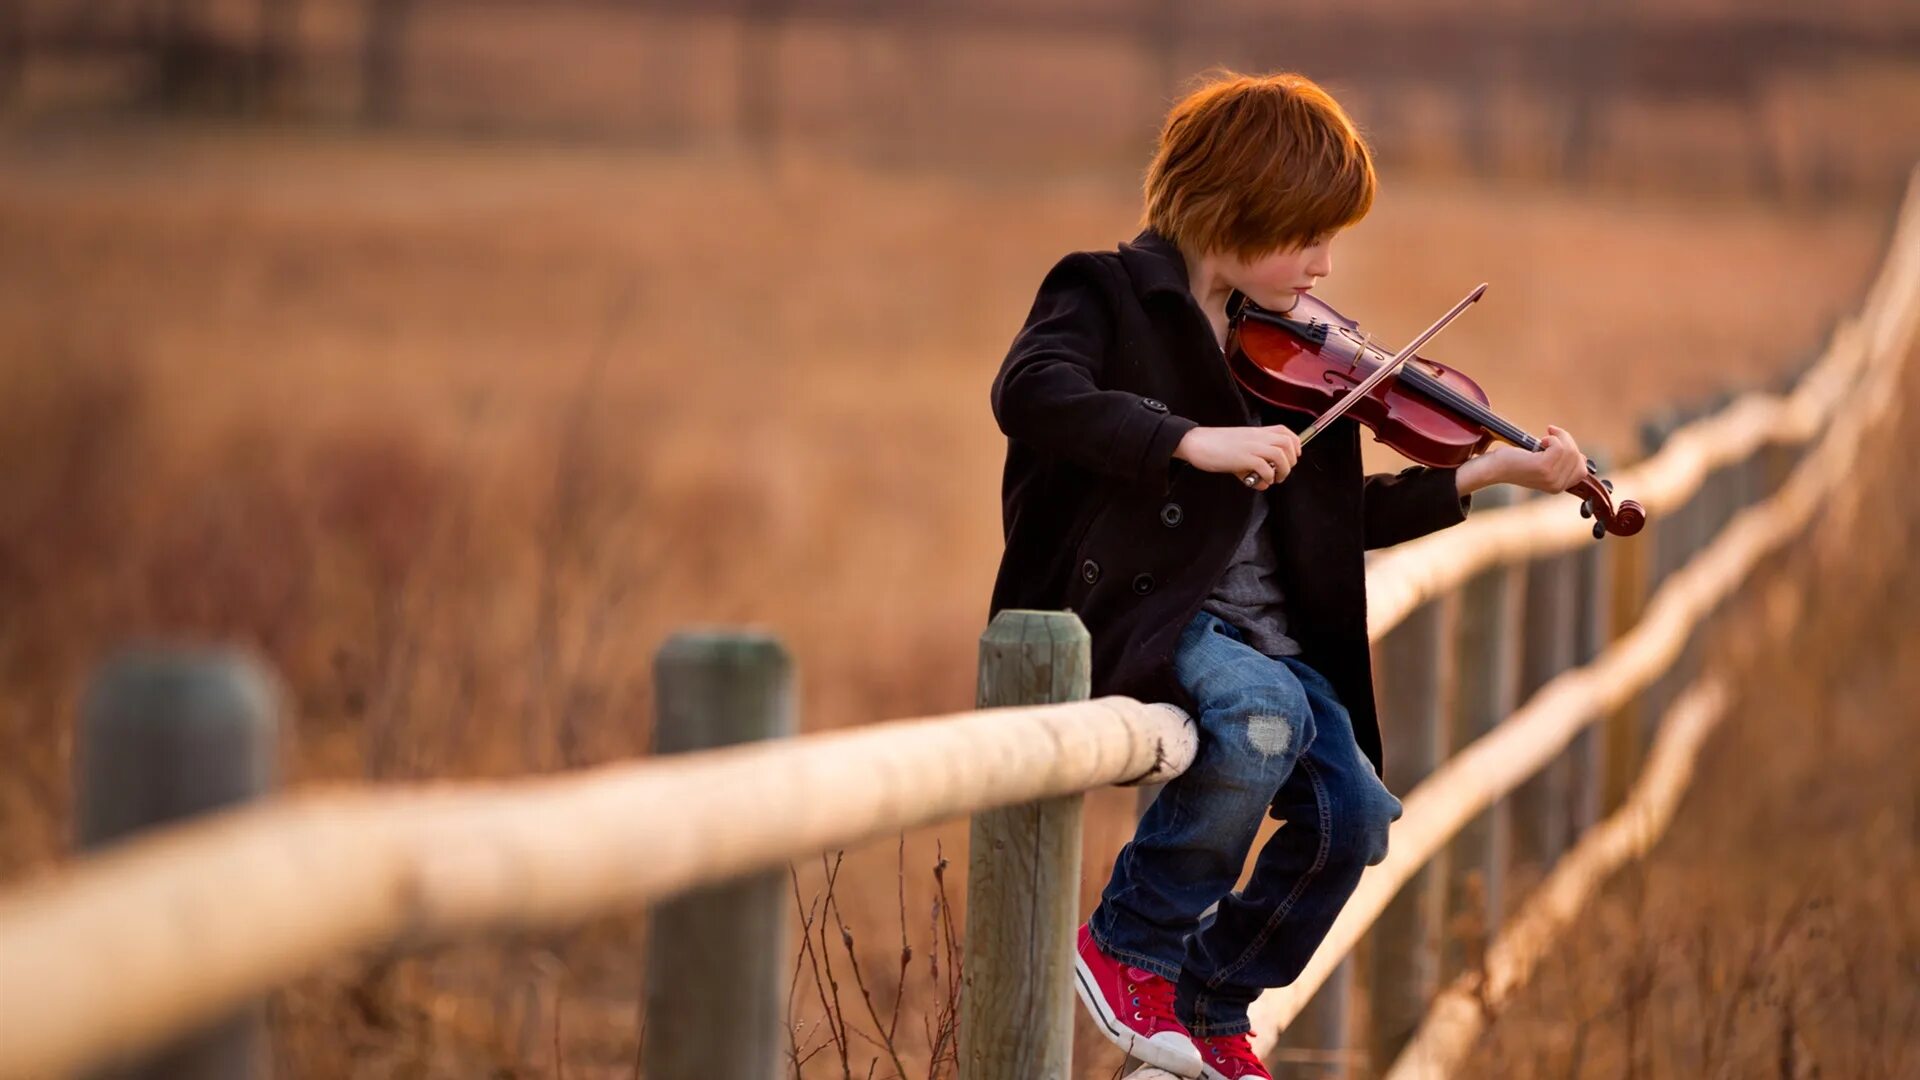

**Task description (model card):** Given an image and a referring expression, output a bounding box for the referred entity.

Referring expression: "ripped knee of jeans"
[1243,713,1294,758]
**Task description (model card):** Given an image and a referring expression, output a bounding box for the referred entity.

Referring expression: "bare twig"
[823,883,910,1080]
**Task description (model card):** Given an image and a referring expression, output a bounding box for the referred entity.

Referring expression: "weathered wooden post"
[1508,543,1577,900]
[645,630,795,1080]
[253,0,300,116]
[959,610,1089,1080]
[1270,960,1353,1080]
[1441,486,1517,982]
[1601,520,1649,814]
[1632,410,1691,763]
[1365,597,1452,1071]
[1567,511,1613,838]
[0,0,23,104]
[77,648,282,1080]
[360,0,413,126]
[737,0,789,158]
[1651,462,1711,722]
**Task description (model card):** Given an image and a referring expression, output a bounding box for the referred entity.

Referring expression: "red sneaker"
[1072,923,1203,1077]
[1192,1030,1271,1080]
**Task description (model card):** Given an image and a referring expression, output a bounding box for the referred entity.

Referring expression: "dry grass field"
[0,117,1898,1076]
[1459,335,1920,1080]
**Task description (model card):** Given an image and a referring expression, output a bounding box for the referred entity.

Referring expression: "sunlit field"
[0,117,1893,1075]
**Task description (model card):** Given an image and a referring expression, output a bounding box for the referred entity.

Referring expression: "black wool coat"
[987,228,1472,779]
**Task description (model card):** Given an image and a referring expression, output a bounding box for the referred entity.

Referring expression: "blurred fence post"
[1601,516,1650,814]
[1565,453,1615,838]
[645,630,795,1080]
[738,0,788,158]
[1442,486,1517,982]
[1609,411,1682,800]
[1567,526,1612,838]
[1365,598,1451,1070]
[1640,405,1712,745]
[1143,0,1181,103]
[254,0,300,116]
[0,0,22,104]
[1508,542,1577,905]
[1271,959,1354,1079]
[360,0,413,125]
[77,648,282,1080]
[959,610,1088,1080]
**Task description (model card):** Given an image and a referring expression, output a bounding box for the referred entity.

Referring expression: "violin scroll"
[1570,474,1645,539]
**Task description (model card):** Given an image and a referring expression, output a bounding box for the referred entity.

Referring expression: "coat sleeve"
[990,252,1198,496]
[1362,464,1472,550]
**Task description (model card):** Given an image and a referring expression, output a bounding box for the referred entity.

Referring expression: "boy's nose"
[1309,251,1333,278]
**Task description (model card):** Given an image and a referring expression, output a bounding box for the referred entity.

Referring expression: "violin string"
[1251,308,1545,451]
[1399,366,1539,448]
[1349,339,1540,449]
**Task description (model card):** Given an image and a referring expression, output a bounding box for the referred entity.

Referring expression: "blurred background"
[2,1,1918,1077]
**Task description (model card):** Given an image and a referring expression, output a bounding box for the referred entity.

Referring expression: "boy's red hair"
[1144,70,1376,260]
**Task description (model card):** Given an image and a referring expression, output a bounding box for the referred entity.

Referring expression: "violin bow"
[1297,282,1488,448]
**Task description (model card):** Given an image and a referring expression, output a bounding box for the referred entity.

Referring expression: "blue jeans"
[1089,610,1403,1037]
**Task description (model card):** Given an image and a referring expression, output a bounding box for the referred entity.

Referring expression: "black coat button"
[1141,397,1169,413]
[1132,572,1155,595]
[1081,559,1101,584]
[1159,502,1183,527]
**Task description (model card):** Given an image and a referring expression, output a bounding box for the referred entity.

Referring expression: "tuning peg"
[1593,521,1606,540]
[1579,500,1593,519]
[1601,478,1614,493]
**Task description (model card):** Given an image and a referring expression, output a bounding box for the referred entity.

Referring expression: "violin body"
[1229,299,1493,469]
[1227,291,1646,538]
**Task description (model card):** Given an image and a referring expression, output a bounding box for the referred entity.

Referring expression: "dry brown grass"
[0,120,1896,1076]
[1457,340,1920,1078]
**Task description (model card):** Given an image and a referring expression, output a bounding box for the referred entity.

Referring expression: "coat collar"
[1118,226,1253,320]
[1117,227,1193,302]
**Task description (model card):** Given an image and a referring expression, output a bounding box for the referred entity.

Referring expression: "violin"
[1226,290,1646,539]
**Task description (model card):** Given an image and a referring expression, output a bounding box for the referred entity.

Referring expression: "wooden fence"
[1,171,1916,1080]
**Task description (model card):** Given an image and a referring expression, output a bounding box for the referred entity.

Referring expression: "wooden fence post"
[1271,959,1354,1080]
[1567,516,1612,838]
[1601,520,1648,814]
[1507,543,1577,904]
[645,630,795,1080]
[77,648,281,1080]
[1365,598,1451,1071]
[1643,470,1706,737]
[738,0,788,159]
[360,0,413,126]
[959,610,1089,1080]
[0,0,22,104]
[1605,414,1686,810]
[1441,487,1517,983]
[253,0,300,116]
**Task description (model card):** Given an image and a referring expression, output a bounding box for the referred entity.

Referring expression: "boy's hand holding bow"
[1173,424,1302,491]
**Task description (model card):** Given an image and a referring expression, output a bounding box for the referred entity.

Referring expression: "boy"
[987,72,1585,1079]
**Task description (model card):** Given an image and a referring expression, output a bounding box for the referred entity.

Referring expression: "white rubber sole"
[1072,952,1205,1078]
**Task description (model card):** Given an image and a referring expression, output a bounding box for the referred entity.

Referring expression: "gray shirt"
[1201,493,1303,658]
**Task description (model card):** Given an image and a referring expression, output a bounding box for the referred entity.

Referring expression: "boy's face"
[1225,232,1337,314]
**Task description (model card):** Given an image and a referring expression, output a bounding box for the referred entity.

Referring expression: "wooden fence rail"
[1249,188,1920,1066]
[1,169,1915,1080]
